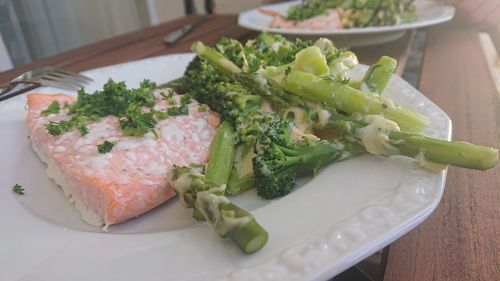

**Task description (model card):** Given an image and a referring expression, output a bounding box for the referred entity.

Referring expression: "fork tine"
[38,77,85,90]
[44,71,92,84]
[34,66,93,82]
[47,67,93,82]
[1,66,94,101]
[44,72,92,85]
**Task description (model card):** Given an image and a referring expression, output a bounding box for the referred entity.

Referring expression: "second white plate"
[238,0,455,47]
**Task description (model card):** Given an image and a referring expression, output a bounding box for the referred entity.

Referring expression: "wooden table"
[1,15,498,281]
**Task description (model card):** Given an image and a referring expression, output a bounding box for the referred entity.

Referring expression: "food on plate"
[27,81,220,227]
[168,121,269,254]
[261,7,342,30]
[167,33,497,202]
[12,184,25,195]
[260,0,418,30]
[28,33,498,254]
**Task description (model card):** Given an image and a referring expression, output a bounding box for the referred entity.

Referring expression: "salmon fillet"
[27,89,220,227]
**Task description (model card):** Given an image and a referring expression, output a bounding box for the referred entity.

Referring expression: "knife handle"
[164,24,193,45]
[0,83,40,102]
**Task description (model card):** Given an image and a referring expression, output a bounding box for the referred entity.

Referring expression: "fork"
[0,66,93,102]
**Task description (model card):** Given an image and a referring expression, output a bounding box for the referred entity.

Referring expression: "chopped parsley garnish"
[97,140,117,153]
[167,104,189,116]
[12,184,24,195]
[166,94,191,116]
[41,101,60,116]
[46,120,74,136]
[166,96,177,105]
[42,79,193,137]
[160,90,177,105]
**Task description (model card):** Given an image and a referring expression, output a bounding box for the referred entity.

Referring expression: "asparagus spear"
[226,141,256,196]
[192,41,241,75]
[167,121,268,254]
[205,121,235,185]
[360,56,397,94]
[313,113,498,171]
[282,69,430,133]
[190,121,236,221]
[192,41,429,133]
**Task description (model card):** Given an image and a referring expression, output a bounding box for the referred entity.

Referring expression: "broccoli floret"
[252,119,364,199]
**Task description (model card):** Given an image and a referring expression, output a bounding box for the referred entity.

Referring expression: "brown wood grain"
[383,23,500,281]
[0,15,413,84]
[0,15,199,82]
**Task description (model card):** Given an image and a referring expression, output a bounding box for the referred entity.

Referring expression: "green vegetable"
[286,1,327,21]
[313,113,499,171]
[12,184,24,195]
[97,140,116,154]
[338,0,417,28]
[172,34,497,204]
[41,101,60,116]
[281,69,429,133]
[42,79,191,137]
[46,120,75,136]
[167,122,268,254]
[186,39,362,199]
[360,56,397,94]
[253,119,364,199]
[293,46,330,76]
[205,121,236,185]
[163,33,498,257]
[191,39,422,138]
[226,141,256,196]
[284,0,418,28]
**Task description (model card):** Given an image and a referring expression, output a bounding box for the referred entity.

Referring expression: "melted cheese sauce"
[356,115,400,156]
[168,170,252,236]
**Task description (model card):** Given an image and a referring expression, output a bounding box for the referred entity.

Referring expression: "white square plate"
[0,53,450,281]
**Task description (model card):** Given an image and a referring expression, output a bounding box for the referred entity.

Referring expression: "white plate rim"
[238,0,455,36]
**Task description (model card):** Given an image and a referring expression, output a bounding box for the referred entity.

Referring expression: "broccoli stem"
[254,138,365,199]
[205,121,235,185]
[314,115,499,171]
[282,69,429,133]
[360,56,397,94]
[280,141,357,174]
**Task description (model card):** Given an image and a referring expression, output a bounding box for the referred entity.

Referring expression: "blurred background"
[0,0,267,71]
[1,0,498,72]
